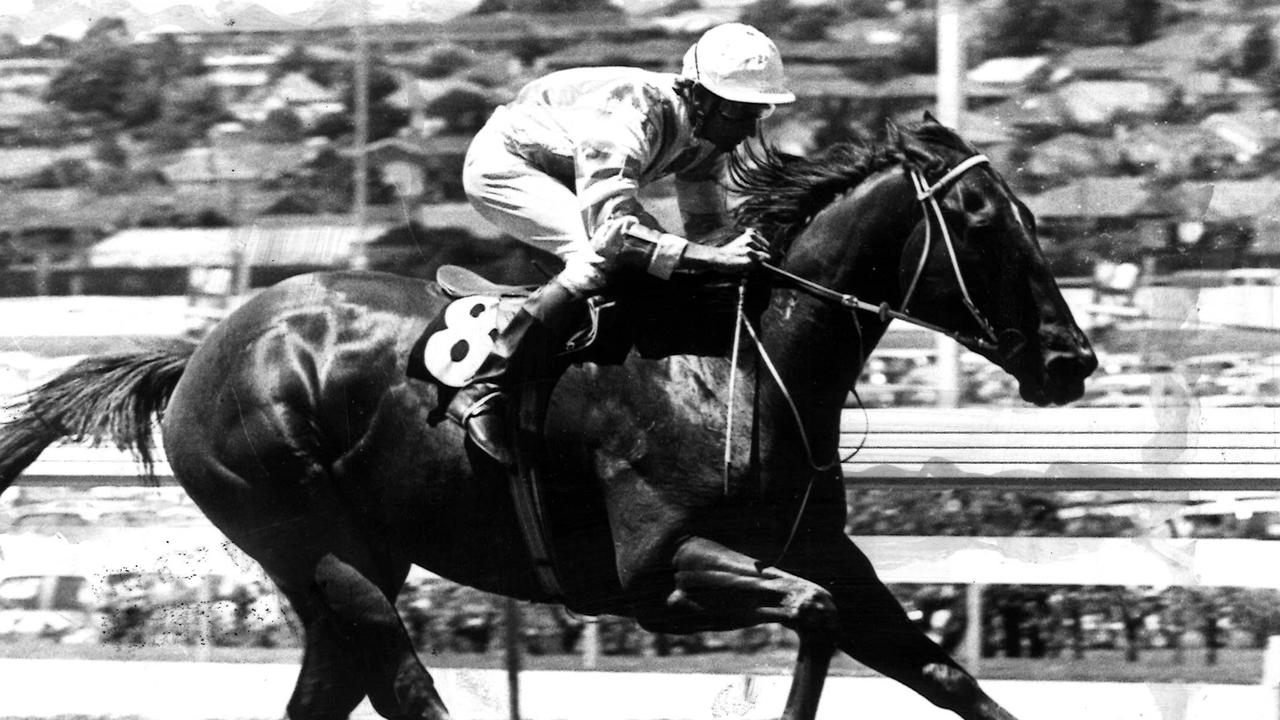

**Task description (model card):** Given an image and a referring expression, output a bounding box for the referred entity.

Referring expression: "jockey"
[451,22,795,466]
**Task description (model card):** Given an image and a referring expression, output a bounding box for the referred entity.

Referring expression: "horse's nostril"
[1045,351,1096,380]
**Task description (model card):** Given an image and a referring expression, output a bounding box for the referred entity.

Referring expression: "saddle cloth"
[407,265,612,392]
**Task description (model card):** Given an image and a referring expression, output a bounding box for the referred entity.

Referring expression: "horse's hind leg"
[280,581,367,720]
[799,536,1018,720]
[272,554,444,720]
[178,463,450,720]
[303,554,449,720]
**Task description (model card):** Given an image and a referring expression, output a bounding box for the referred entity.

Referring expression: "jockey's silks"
[490,67,731,239]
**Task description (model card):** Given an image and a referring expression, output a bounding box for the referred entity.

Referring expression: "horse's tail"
[0,342,197,491]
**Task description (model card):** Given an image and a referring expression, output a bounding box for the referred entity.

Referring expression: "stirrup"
[459,390,515,466]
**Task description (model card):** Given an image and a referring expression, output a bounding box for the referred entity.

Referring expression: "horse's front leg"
[657,536,838,720]
[666,536,840,629]
[793,533,1019,720]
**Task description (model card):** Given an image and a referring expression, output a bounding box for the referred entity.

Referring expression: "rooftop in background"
[418,202,502,241]
[87,217,395,269]
[875,74,1017,102]
[967,56,1051,86]
[0,296,195,345]
[1024,177,1167,219]
[1173,179,1280,220]
[1054,45,1166,79]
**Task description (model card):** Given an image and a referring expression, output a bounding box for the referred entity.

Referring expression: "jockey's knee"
[556,259,609,297]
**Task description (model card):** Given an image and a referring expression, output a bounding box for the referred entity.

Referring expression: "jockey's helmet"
[680,23,796,106]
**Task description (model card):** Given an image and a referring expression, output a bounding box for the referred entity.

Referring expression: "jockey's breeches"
[463,114,608,296]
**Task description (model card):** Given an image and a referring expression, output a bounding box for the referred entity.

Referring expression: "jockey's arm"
[620,221,763,275]
[575,109,761,279]
[674,153,731,241]
[587,197,764,279]
[672,153,765,272]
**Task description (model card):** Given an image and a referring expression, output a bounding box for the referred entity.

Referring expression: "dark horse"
[1,118,1095,720]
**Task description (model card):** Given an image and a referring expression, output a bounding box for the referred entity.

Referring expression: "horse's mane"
[729,120,976,253]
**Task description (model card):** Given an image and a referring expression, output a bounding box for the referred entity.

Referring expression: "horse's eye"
[959,188,993,224]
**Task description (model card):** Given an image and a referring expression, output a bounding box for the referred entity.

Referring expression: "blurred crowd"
[87,573,292,649]
[67,572,1280,665]
[844,489,1070,537]
[5,484,1279,655]
[972,585,1280,662]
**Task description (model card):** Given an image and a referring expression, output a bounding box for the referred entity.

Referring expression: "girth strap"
[510,374,567,601]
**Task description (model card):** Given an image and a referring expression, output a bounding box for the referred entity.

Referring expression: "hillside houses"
[967,56,1053,91]
[233,72,343,125]
[4,4,1280,301]
[0,94,58,144]
[538,38,688,74]
[1173,71,1264,109]
[159,137,317,191]
[1023,175,1280,273]
[205,52,278,103]
[1174,179,1280,256]
[1053,46,1166,82]
[1136,21,1256,72]
[0,143,96,186]
[1023,177,1173,273]
[87,218,394,271]
[0,58,65,94]
[1055,80,1180,130]
[1202,111,1280,163]
[1120,123,1237,176]
[1023,133,1125,182]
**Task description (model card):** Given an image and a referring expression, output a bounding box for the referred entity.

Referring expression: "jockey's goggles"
[716,99,775,121]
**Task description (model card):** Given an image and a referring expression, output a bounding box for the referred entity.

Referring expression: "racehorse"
[0,116,1095,720]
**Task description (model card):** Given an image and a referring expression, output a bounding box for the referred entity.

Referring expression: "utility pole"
[505,598,523,720]
[935,0,965,408]
[350,0,371,270]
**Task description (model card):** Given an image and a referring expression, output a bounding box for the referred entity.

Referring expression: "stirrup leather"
[459,389,506,427]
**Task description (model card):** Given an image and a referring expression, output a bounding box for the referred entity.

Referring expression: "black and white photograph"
[0,1,1277,718]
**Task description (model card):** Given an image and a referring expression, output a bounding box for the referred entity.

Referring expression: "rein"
[728,152,996,569]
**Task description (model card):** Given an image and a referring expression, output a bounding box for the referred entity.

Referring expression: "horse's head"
[884,114,1096,405]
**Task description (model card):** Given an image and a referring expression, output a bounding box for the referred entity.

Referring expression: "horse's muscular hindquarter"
[162,287,453,720]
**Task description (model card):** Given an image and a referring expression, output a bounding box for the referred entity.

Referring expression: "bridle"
[757,152,1000,354]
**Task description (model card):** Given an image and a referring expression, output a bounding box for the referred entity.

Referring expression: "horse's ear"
[885,118,903,146]
[922,110,939,125]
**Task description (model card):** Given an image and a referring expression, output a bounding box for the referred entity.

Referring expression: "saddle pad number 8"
[423,296,501,387]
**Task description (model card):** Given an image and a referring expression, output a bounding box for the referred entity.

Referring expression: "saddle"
[431,265,627,370]
[411,265,747,392]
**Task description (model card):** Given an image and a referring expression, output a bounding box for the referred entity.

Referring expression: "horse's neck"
[757,292,869,400]
[751,173,910,458]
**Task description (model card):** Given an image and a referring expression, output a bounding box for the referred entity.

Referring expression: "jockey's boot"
[446,280,583,466]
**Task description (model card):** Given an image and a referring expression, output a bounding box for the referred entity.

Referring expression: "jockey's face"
[693,86,773,152]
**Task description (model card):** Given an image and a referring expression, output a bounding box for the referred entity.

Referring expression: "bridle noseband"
[758,152,1000,353]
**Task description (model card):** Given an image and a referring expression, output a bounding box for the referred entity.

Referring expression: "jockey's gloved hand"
[602,219,767,278]
[726,229,770,266]
[683,229,767,275]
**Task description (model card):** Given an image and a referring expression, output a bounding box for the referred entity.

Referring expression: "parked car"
[0,572,97,642]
